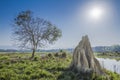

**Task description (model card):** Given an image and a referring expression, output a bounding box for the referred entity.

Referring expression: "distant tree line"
[93,45,120,53]
[0,49,18,52]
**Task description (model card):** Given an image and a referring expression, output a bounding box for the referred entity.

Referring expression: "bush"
[25,70,32,75]
[60,49,63,53]
[54,52,59,57]
[48,53,52,57]
[61,52,67,58]
[34,56,39,61]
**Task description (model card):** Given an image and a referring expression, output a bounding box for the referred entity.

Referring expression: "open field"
[0,52,120,80]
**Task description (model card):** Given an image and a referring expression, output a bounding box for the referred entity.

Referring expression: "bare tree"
[13,10,62,58]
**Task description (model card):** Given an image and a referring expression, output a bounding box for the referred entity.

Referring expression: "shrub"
[54,52,59,57]
[60,49,63,53]
[25,70,32,75]
[48,53,52,57]
[18,56,21,59]
[61,52,67,58]
[34,56,39,61]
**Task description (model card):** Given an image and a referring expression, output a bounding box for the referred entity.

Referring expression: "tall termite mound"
[70,35,103,75]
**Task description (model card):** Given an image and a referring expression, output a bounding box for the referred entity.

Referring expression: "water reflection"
[97,58,120,74]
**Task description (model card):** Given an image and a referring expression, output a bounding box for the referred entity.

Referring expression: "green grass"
[96,52,120,61]
[0,52,120,80]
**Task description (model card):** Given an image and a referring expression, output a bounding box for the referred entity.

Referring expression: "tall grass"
[0,52,120,80]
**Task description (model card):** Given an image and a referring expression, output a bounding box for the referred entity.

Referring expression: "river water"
[97,58,120,74]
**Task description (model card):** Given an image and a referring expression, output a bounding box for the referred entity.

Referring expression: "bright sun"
[89,7,103,20]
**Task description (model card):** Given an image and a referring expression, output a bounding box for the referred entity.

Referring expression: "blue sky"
[0,0,120,49]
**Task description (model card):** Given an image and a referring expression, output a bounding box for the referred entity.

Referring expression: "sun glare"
[89,7,103,20]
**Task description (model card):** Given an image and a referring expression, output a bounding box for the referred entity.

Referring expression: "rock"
[70,35,103,75]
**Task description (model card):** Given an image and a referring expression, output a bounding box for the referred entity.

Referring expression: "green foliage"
[0,56,9,60]
[34,56,39,61]
[0,53,120,80]
[39,69,54,77]
[61,52,67,58]
[104,70,120,80]
[13,10,62,58]
[97,52,120,61]
[54,52,59,57]
[47,53,54,58]
[0,69,18,80]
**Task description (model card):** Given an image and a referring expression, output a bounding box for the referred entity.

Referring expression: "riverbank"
[0,53,120,80]
[96,53,120,61]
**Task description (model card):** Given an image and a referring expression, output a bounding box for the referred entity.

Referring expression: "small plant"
[25,70,32,75]
[61,52,67,58]
[54,52,59,57]
[48,53,52,57]
[18,56,21,59]
[34,56,39,61]
[60,49,63,53]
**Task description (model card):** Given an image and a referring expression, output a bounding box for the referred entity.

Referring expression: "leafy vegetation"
[0,52,120,80]
[96,52,120,61]
[12,10,62,58]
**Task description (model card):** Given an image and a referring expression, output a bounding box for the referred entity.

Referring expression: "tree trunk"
[31,48,35,59]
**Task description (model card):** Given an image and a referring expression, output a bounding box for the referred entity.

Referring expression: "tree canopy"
[13,10,62,58]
